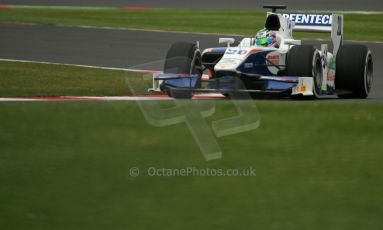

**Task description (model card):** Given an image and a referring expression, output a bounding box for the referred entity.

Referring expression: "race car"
[149,5,373,99]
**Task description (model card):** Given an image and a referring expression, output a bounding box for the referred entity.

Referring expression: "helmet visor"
[256,37,272,46]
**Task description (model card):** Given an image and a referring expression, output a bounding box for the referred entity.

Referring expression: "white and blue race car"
[150,5,373,99]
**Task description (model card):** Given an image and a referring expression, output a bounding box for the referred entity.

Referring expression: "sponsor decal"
[300,84,307,92]
[225,49,247,55]
[327,57,336,88]
[281,13,332,26]
[266,54,280,65]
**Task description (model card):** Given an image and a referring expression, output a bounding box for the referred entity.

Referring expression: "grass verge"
[0,61,139,96]
[0,7,382,41]
[0,101,383,229]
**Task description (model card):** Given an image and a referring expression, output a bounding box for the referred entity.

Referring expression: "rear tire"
[286,45,322,98]
[335,45,373,99]
[163,42,202,99]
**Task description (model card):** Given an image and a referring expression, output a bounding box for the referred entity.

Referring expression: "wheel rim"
[364,52,373,94]
[191,50,202,76]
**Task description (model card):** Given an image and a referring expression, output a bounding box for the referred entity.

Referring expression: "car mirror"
[284,39,301,46]
[219,38,236,47]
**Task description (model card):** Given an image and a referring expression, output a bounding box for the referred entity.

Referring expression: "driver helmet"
[255,29,277,47]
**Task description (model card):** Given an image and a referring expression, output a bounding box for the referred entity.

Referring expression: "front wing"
[149,73,315,97]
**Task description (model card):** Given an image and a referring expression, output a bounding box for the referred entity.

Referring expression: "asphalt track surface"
[3,0,383,11]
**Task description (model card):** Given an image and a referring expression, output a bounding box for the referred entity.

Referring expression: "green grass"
[1,61,383,229]
[0,7,382,41]
[0,101,383,229]
[0,61,151,96]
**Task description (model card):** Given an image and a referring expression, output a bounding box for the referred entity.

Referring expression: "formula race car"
[149,5,373,99]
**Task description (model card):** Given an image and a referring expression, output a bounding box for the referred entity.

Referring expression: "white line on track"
[0,58,212,79]
[0,58,156,72]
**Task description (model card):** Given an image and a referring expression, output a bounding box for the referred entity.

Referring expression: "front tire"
[286,45,322,98]
[163,42,202,99]
[335,45,373,99]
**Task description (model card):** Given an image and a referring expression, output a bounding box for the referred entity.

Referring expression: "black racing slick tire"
[286,45,323,98]
[335,45,373,99]
[163,42,202,99]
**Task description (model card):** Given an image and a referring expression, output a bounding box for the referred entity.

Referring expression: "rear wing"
[269,12,344,56]
[282,13,338,33]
